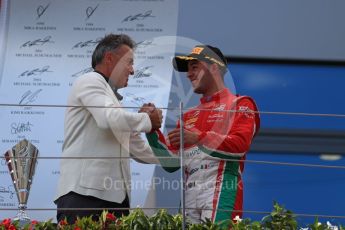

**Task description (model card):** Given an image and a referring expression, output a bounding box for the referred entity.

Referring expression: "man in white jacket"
[54,34,162,223]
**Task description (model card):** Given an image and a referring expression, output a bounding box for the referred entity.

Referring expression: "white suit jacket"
[55,72,158,204]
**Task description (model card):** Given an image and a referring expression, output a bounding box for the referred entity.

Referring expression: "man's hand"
[139,103,163,131]
[149,108,163,130]
[168,128,201,148]
[139,103,155,113]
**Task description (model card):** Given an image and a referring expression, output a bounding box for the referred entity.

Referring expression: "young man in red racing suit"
[146,45,260,225]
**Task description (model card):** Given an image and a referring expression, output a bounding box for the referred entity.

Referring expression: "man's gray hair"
[91,34,135,68]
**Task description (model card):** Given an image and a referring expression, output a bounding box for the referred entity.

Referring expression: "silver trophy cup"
[4,139,39,226]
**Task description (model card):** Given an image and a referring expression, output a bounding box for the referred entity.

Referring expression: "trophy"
[4,139,39,226]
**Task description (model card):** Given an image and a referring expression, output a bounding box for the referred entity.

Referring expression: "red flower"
[1,218,12,228]
[31,220,39,225]
[74,227,81,230]
[106,213,116,221]
[58,219,68,226]
[8,224,17,230]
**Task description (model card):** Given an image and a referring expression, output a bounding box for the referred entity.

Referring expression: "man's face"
[187,60,212,95]
[109,45,134,89]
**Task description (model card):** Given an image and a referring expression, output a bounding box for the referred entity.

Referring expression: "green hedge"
[1,202,344,230]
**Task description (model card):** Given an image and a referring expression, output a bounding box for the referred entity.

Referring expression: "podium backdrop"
[0,0,178,221]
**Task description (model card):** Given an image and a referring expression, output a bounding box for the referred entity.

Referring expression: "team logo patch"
[208,113,224,119]
[239,106,254,118]
[191,47,204,55]
[186,117,198,125]
[213,103,226,111]
[190,110,200,118]
[185,110,200,126]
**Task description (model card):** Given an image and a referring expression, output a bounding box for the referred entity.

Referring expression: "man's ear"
[104,51,113,64]
[209,63,219,74]
[209,63,224,81]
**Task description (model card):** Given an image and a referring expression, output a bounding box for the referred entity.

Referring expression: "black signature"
[86,4,99,20]
[20,36,54,48]
[36,3,50,19]
[19,65,52,78]
[11,122,33,135]
[71,67,93,78]
[72,38,101,49]
[136,39,154,48]
[122,10,155,23]
[126,93,147,106]
[19,89,43,105]
[133,66,153,79]
[0,186,15,199]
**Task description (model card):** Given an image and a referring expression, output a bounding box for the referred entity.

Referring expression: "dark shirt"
[94,70,123,101]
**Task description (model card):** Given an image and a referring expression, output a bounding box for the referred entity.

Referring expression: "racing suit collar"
[200,88,232,104]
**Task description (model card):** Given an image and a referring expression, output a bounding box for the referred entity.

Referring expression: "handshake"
[139,103,163,131]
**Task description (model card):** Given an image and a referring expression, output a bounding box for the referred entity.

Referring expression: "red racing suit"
[146,88,260,224]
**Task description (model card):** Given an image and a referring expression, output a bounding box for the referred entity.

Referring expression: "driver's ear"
[209,63,218,74]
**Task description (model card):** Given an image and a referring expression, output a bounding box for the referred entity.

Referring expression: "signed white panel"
[0,0,178,221]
